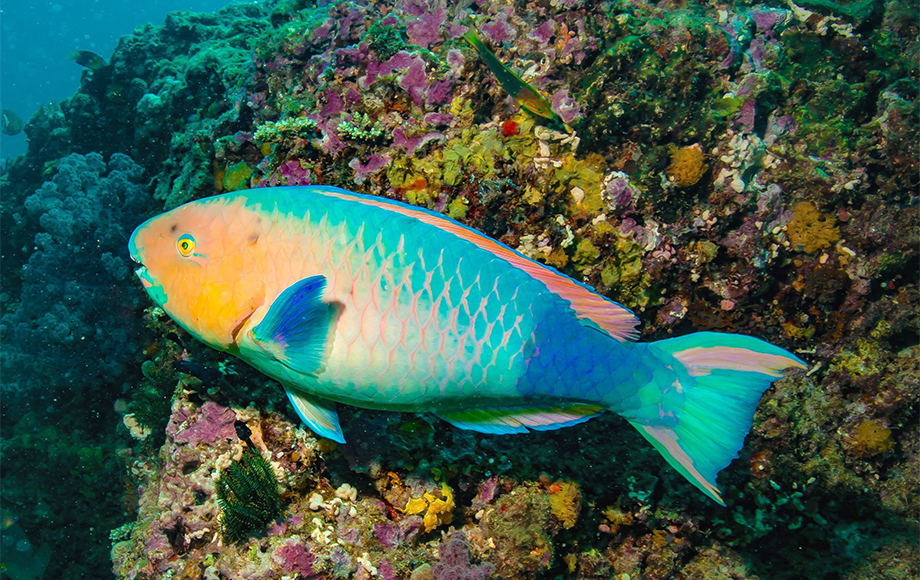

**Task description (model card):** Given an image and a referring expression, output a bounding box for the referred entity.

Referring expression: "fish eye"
[177,234,195,257]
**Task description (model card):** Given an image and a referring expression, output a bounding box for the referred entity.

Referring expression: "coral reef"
[0,0,917,577]
[0,152,150,403]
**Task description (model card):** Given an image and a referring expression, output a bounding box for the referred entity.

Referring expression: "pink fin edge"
[673,346,808,378]
[640,424,725,505]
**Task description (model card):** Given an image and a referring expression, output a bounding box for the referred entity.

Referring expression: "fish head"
[518,91,555,120]
[128,195,266,351]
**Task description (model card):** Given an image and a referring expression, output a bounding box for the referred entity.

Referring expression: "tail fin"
[631,332,806,505]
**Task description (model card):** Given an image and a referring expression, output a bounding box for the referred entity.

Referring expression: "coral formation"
[786,201,842,253]
[0,152,150,404]
[665,143,709,187]
[337,112,385,142]
[254,117,319,144]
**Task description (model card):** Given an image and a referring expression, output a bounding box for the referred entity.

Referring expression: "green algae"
[222,161,253,192]
[447,196,470,219]
[599,235,656,309]
[337,112,384,142]
[365,20,406,61]
[254,116,319,143]
[829,321,891,378]
[464,127,507,179]
[573,238,600,268]
[552,154,606,216]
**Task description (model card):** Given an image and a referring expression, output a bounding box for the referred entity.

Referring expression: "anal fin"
[437,404,603,435]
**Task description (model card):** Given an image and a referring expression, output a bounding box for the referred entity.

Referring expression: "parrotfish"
[463,29,558,122]
[128,186,805,504]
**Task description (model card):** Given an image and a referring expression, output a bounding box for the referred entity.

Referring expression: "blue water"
[0,0,236,161]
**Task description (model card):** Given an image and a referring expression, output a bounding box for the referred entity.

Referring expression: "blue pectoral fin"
[249,275,333,376]
[285,387,346,443]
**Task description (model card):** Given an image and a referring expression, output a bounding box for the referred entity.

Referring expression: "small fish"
[0,509,18,530]
[1,108,23,136]
[0,511,51,580]
[129,186,805,504]
[69,50,106,70]
[463,29,558,121]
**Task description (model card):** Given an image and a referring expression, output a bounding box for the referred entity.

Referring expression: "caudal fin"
[631,332,806,505]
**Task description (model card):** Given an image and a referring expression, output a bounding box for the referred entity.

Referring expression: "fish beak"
[131,258,152,289]
[127,232,167,305]
[129,252,146,275]
[128,237,146,277]
[127,227,152,285]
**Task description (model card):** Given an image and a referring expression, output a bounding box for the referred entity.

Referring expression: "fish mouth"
[127,229,146,276]
[129,252,165,303]
[128,241,150,282]
[133,262,153,289]
[129,252,147,277]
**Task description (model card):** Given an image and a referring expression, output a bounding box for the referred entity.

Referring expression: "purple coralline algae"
[273,539,317,575]
[433,532,494,579]
[350,154,392,184]
[168,401,238,448]
[406,8,447,49]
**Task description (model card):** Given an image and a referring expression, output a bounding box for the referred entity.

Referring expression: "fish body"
[1,108,23,136]
[69,50,106,70]
[129,186,805,504]
[0,510,50,580]
[462,29,558,121]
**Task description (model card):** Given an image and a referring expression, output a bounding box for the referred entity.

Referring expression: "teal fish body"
[128,186,805,504]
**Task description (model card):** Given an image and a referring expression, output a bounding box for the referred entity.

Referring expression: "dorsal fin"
[307,186,640,342]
